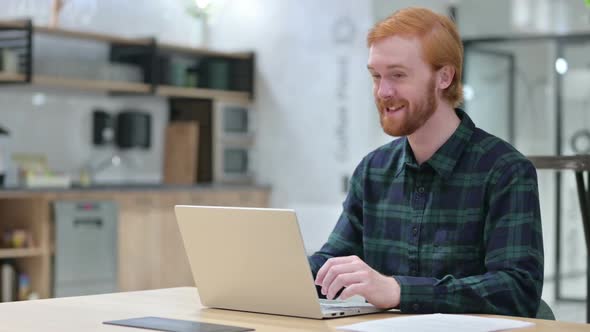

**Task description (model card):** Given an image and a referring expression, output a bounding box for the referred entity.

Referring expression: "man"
[308,7,543,317]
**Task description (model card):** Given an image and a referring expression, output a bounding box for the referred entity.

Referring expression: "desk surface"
[0,287,588,331]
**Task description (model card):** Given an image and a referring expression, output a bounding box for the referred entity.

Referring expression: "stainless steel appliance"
[53,201,118,297]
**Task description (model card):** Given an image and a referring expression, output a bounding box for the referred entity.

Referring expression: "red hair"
[367,7,464,107]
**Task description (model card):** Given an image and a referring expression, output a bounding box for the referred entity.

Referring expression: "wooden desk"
[0,288,588,331]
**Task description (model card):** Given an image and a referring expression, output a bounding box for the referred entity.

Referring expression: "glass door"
[558,39,590,300]
[463,46,515,144]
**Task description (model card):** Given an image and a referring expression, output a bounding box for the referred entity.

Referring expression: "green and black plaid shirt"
[309,109,544,317]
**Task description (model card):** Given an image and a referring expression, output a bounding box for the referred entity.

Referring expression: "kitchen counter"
[0,184,271,297]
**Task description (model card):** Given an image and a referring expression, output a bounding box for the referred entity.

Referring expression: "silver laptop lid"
[174,205,324,319]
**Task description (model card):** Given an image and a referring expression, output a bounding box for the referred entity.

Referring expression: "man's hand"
[314,255,400,309]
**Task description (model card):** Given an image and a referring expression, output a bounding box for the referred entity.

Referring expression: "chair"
[536,299,555,320]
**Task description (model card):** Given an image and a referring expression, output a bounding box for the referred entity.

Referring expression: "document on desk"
[338,313,534,332]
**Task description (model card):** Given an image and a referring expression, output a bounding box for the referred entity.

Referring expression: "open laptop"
[174,205,385,319]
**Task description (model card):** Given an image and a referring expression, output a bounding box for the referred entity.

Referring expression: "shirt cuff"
[393,275,445,314]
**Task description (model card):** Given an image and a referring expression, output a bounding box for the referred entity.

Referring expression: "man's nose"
[377,80,395,100]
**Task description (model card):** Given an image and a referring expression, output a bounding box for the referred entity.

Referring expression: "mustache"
[377,98,408,109]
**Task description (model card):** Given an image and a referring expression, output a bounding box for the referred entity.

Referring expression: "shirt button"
[417,187,425,194]
[413,303,420,311]
[412,226,418,236]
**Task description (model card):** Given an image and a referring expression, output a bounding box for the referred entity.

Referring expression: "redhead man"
[309,7,543,317]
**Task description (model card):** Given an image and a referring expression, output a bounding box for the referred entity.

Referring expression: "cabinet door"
[159,192,194,288]
[118,194,162,291]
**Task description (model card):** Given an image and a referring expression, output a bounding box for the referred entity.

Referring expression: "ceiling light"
[555,58,568,75]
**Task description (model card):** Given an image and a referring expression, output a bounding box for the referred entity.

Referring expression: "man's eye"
[392,73,405,78]
[371,75,381,80]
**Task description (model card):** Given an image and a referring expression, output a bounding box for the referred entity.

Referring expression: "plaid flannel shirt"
[309,109,544,317]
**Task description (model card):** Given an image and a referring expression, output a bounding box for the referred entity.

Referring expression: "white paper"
[338,313,534,332]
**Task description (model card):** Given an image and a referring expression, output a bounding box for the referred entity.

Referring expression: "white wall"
[206,0,375,253]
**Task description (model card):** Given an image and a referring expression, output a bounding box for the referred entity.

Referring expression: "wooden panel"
[157,85,250,104]
[33,75,151,94]
[117,193,162,291]
[0,72,26,82]
[158,42,252,60]
[158,193,194,288]
[35,26,151,46]
[0,248,44,259]
[163,123,199,185]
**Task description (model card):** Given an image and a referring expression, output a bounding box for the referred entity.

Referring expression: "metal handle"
[73,218,103,227]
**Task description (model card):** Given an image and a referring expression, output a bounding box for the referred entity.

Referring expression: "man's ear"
[437,66,455,90]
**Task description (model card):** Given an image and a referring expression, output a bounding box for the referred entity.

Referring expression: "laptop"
[174,205,385,319]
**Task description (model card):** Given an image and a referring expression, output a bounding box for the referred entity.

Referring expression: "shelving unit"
[0,248,45,259]
[0,19,255,101]
[0,197,51,300]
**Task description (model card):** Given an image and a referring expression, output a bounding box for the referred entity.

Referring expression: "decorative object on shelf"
[50,0,97,27]
[163,122,200,185]
[0,49,19,74]
[11,153,71,188]
[18,273,31,301]
[185,0,214,47]
[50,0,65,28]
[2,229,33,249]
[1,260,17,302]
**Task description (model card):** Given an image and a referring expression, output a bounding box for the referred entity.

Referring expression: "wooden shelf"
[0,72,26,82]
[0,73,151,94]
[0,248,45,259]
[35,26,151,46]
[158,42,251,60]
[32,75,151,94]
[0,19,255,101]
[0,74,251,100]
[157,85,251,103]
[0,20,28,29]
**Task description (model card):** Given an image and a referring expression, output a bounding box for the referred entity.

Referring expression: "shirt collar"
[395,109,475,180]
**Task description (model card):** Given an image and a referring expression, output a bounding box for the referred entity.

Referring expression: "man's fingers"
[338,283,365,300]
[320,262,361,295]
[315,256,360,285]
[326,271,366,300]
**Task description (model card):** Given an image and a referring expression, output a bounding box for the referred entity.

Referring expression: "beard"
[376,77,438,137]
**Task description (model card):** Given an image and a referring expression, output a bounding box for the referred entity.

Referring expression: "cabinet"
[0,19,254,103]
[0,186,270,300]
[0,197,51,299]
